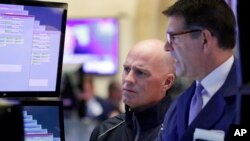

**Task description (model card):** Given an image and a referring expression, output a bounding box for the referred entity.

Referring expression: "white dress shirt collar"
[198,55,234,107]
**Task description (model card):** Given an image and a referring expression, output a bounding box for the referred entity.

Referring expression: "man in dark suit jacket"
[157,0,238,140]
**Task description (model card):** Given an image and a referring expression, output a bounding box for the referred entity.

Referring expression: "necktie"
[189,83,204,125]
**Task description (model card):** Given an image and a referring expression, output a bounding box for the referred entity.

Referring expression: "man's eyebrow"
[123,64,128,67]
[134,66,150,72]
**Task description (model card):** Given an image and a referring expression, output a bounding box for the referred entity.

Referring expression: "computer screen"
[63,18,119,75]
[0,1,67,97]
[22,100,65,141]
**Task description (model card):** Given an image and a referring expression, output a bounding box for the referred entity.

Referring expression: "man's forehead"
[167,16,186,31]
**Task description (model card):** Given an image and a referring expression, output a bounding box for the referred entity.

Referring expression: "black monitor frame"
[21,100,65,141]
[0,0,67,98]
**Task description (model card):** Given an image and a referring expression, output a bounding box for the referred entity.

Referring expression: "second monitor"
[22,100,65,141]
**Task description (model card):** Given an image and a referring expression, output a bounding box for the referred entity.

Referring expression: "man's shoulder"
[90,113,126,141]
[91,113,126,139]
[101,113,126,128]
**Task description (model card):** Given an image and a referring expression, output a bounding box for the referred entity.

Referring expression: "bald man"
[90,39,175,141]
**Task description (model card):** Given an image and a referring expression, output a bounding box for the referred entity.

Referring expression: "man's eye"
[171,35,180,43]
[124,66,130,73]
[136,70,147,77]
[171,35,177,41]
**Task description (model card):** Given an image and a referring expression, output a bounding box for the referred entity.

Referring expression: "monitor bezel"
[0,0,68,98]
[21,100,65,141]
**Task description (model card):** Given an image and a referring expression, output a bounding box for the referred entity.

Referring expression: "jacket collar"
[125,94,172,131]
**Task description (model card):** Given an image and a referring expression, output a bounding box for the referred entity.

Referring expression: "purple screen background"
[64,18,119,75]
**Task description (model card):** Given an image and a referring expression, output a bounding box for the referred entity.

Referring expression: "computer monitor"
[0,0,67,97]
[22,100,65,141]
[236,0,250,89]
[63,18,119,75]
[236,0,250,127]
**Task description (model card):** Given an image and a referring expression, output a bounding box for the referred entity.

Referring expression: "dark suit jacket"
[157,62,239,141]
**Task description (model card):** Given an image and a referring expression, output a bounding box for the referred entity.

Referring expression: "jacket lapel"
[176,82,196,137]
[190,92,226,128]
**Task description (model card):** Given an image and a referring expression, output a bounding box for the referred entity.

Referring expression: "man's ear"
[163,73,175,91]
[201,29,214,51]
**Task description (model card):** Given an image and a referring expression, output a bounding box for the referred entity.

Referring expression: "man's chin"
[123,100,135,108]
